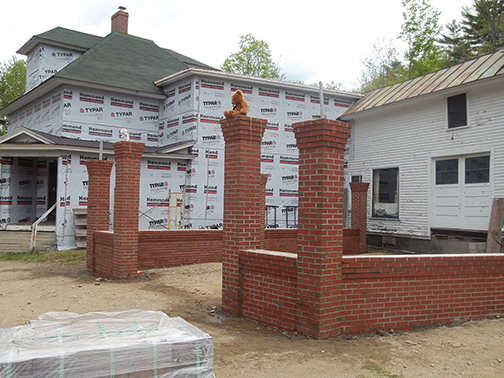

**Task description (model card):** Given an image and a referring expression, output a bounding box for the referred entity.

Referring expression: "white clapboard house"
[341,48,504,252]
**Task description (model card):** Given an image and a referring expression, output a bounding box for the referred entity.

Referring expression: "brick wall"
[138,230,223,268]
[343,228,360,255]
[264,229,298,253]
[341,254,504,334]
[93,231,114,277]
[235,252,504,336]
[240,250,298,330]
[109,227,358,270]
[264,228,359,255]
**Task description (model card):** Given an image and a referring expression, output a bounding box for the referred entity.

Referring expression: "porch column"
[350,182,370,254]
[220,116,266,315]
[112,141,144,279]
[293,118,350,339]
[85,160,114,273]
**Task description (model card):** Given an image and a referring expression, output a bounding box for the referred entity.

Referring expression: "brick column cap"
[350,182,370,193]
[220,116,267,142]
[86,160,114,175]
[293,119,350,150]
[113,141,145,157]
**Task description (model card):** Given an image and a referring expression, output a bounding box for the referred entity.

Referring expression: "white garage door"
[433,155,491,231]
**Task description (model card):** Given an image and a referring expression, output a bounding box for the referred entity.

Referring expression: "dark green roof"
[19,29,218,95]
[17,27,104,54]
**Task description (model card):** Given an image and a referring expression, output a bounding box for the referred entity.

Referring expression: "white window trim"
[446,93,469,130]
[371,167,400,219]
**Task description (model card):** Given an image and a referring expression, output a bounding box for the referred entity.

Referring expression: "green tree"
[292,81,345,91]
[438,19,474,65]
[0,56,26,135]
[221,34,285,80]
[461,0,504,55]
[399,0,443,79]
[323,81,343,91]
[358,38,408,92]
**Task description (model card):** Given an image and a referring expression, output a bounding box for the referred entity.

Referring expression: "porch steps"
[73,208,87,249]
[0,230,56,253]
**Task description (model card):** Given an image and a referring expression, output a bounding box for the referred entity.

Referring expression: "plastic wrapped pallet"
[0,309,214,378]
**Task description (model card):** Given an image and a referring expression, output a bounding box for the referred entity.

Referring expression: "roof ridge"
[36,26,102,39]
[343,51,504,117]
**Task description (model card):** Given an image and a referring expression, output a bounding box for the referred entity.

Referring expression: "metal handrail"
[30,202,57,251]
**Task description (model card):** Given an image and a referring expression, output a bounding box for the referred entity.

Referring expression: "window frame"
[465,155,490,184]
[435,158,459,185]
[447,93,467,129]
[372,167,399,219]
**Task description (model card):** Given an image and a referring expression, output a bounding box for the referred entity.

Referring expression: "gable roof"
[0,127,55,145]
[343,51,504,117]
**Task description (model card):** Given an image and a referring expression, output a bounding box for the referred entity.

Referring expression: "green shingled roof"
[19,28,218,95]
[17,27,104,53]
[1,28,219,115]
[55,33,167,94]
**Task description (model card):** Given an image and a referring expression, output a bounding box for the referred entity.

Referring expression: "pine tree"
[461,0,504,55]
[438,20,474,65]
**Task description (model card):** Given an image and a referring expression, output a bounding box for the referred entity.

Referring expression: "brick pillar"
[293,118,350,339]
[112,141,144,279]
[85,160,114,273]
[350,182,370,254]
[221,116,266,315]
[260,173,268,248]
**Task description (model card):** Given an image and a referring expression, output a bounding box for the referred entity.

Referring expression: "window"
[436,159,458,185]
[372,168,399,218]
[351,175,362,182]
[465,156,489,184]
[436,156,489,185]
[447,93,467,128]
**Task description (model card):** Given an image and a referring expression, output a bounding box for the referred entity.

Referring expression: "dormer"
[17,28,103,93]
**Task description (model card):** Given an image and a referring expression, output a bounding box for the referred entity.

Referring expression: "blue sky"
[1,0,471,90]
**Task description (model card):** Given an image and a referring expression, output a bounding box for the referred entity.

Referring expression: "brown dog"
[223,90,249,119]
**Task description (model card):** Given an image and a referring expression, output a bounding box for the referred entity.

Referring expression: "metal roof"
[343,51,504,117]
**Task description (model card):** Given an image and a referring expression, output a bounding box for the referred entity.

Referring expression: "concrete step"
[73,208,88,215]
[75,229,87,237]
[0,231,57,253]
[76,240,87,249]
[73,207,88,250]
[74,218,87,226]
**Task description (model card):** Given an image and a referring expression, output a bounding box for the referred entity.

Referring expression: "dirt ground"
[1,260,503,378]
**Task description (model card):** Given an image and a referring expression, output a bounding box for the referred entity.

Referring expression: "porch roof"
[0,127,194,160]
